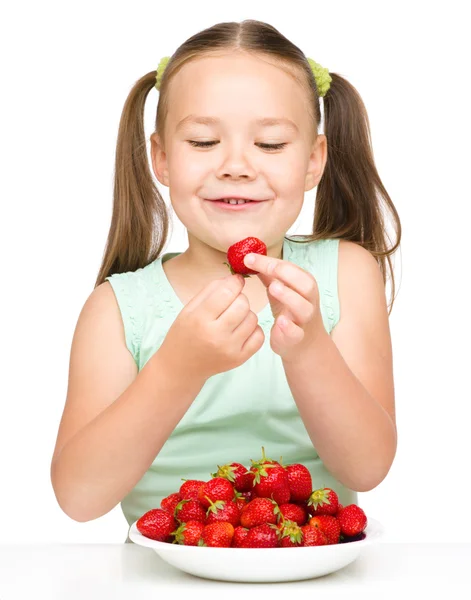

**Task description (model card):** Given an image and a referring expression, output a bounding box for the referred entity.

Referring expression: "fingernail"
[245,254,255,265]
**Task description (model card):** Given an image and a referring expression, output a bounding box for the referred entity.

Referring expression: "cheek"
[267,154,306,187]
[169,153,206,192]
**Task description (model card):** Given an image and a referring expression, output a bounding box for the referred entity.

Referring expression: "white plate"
[128,517,384,582]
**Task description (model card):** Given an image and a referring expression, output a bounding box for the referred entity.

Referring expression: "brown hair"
[95,19,401,313]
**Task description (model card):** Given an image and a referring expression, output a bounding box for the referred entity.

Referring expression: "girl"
[50,19,401,543]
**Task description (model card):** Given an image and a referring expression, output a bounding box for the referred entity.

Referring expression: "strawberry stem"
[223,261,235,274]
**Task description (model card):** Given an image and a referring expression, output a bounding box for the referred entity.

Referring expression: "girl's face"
[151,52,326,255]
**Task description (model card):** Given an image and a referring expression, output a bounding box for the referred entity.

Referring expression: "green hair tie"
[306,57,332,98]
[155,54,331,97]
[155,56,171,90]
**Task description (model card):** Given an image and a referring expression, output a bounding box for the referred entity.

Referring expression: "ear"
[304,133,327,192]
[150,132,170,187]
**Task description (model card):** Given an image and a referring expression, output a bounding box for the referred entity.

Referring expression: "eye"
[187,141,287,151]
[258,143,287,151]
[187,141,217,148]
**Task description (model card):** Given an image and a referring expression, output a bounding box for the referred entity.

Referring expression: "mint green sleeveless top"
[105,236,358,543]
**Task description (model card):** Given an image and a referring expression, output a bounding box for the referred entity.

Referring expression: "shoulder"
[337,240,384,299]
[82,280,119,316]
[77,282,126,342]
[334,240,389,339]
[338,239,380,267]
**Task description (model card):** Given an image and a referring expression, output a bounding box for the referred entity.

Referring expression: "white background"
[1,0,469,544]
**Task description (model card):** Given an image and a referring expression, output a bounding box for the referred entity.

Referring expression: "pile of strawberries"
[136,448,367,548]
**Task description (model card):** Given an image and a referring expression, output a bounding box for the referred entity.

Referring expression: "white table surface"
[1,542,470,599]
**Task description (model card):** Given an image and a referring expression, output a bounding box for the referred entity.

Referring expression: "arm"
[282,241,397,492]
[51,283,207,522]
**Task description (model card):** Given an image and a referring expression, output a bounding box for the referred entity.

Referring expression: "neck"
[181,234,284,279]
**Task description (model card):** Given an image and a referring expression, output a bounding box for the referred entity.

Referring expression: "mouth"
[204,198,270,210]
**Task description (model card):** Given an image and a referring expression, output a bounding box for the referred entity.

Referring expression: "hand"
[160,274,265,381]
[243,253,326,361]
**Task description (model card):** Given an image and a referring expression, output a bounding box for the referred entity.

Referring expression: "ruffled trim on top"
[284,236,340,334]
[105,271,141,366]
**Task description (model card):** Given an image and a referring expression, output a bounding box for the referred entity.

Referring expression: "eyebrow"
[175,114,299,133]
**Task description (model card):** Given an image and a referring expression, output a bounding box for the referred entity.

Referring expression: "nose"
[216,144,257,180]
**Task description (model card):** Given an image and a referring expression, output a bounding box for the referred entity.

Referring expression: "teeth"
[221,198,253,204]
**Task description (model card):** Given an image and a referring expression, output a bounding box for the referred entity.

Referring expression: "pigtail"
[314,73,401,313]
[94,70,170,288]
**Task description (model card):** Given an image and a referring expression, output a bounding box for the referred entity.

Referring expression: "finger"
[273,315,305,347]
[189,274,244,318]
[268,280,315,325]
[244,254,317,301]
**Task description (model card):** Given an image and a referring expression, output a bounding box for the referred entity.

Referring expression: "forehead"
[166,53,311,131]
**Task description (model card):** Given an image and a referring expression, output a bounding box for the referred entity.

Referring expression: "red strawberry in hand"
[137,508,177,542]
[224,237,267,277]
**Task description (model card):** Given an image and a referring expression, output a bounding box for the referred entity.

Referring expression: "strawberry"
[232,526,250,548]
[301,525,328,546]
[285,463,312,502]
[137,508,177,542]
[200,522,234,547]
[242,523,279,548]
[179,479,205,501]
[235,497,246,513]
[205,499,240,527]
[172,520,204,546]
[250,447,290,505]
[224,237,267,276]
[307,487,339,516]
[240,497,279,528]
[309,515,341,544]
[198,477,235,509]
[337,504,367,537]
[278,503,308,526]
[235,495,247,513]
[174,498,206,523]
[160,492,181,514]
[336,503,344,515]
[251,446,280,467]
[278,519,304,547]
[212,462,255,492]
[234,490,254,513]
